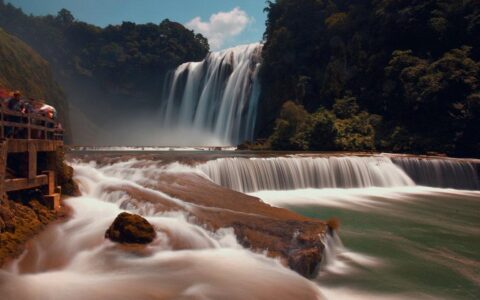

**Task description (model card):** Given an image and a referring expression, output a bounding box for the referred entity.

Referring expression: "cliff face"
[0,28,71,142]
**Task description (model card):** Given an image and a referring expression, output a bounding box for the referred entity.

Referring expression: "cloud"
[186,7,252,50]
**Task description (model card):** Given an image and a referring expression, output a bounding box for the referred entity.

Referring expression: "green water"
[258,188,480,299]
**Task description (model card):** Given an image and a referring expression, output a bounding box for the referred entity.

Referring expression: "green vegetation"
[0,1,209,96]
[260,0,480,156]
[268,98,377,151]
[0,28,70,139]
[0,1,210,144]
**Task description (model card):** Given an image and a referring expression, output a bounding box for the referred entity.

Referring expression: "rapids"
[1,153,479,300]
[0,160,323,300]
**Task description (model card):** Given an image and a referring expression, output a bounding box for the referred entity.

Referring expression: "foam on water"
[1,161,324,300]
[199,155,480,192]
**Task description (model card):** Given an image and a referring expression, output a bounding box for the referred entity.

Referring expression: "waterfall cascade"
[199,156,480,192]
[199,156,415,193]
[391,157,480,190]
[159,43,263,145]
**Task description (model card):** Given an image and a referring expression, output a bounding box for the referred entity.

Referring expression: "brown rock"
[105,172,329,278]
[288,247,324,278]
[105,212,156,244]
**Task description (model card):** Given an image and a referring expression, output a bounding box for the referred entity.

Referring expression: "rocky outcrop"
[0,197,58,266]
[103,172,329,278]
[55,147,80,196]
[105,212,156,244]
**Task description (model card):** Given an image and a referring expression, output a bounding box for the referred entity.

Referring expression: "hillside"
[259,0,480,157]
[0,28,70,140]
[0,1,210,144]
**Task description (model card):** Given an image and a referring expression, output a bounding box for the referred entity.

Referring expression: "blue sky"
[6,0,267,50]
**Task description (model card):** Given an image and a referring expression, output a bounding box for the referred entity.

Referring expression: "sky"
[6,0,267,50]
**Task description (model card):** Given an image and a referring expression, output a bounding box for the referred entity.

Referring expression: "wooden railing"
[0,107,63,141]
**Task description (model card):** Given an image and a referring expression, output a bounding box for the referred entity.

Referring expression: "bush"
[308,109,337,151]
[269,101,309,150]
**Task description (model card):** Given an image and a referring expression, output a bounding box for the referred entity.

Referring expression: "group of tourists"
[0,89,61,139]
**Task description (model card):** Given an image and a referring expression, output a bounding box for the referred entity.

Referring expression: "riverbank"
[0,148,78,266]
[0,197,62,266]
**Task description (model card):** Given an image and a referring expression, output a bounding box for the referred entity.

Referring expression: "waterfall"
[159,43,263,145]
[392,157,480,190]
[199,156,415,193]
[199,156,480,192]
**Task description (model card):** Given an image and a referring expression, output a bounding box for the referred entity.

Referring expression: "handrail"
[0,106,63,141]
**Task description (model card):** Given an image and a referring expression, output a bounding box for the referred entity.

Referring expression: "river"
[1,151,479,299]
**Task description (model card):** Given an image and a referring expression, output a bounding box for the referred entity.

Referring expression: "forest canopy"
[0,1,209,94]
[259,0,480,156]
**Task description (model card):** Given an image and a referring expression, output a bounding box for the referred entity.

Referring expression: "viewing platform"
[0,107,64,210]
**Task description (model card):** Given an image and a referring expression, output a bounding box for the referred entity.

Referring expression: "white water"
[200,156,416,193]
[159,43,263,145]
[392,157,480,190]
[199,156,480,192]
[0,161,323,300]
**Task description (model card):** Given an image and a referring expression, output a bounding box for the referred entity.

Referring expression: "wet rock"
[288,247,323,278]
[105,212,156,244]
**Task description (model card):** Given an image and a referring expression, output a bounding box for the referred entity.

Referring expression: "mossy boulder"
[105,212,156,244]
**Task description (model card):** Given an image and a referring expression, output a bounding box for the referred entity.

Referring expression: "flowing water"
[200,155,480,192]
[158,44,263,145]
[0,159,322,300]
[252,187,480,299]
[1,153,479,299]
[203,155,480,299]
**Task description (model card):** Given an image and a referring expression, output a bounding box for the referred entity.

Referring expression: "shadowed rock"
[105,212,156,244]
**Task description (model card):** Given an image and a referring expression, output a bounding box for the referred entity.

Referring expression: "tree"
[308,109,337,151]
[55,9,74,27]
[269,101,309,150]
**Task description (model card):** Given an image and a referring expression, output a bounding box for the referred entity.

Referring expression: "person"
[34,99,57,139]
[5,91,24,138]
[43,104,57,120]
[7,90,22,111]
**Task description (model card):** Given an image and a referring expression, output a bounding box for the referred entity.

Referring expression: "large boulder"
[105,212,156,244]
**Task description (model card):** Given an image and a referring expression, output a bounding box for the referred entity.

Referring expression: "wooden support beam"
[44,193,61,211]
[28,142,37,179]
[42,170,56,195]
[5,175,48,192]
[7,140,62,153]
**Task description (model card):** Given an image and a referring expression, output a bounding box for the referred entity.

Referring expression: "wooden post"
[42,170,56,195]
[0,139,7,199]
[27,114,31,139]
[28,142,37,179]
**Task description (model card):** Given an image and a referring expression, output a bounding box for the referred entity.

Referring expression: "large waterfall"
[158,43,263,145]
[199,156,480,192]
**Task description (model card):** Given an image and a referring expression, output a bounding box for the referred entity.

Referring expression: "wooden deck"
[0,107,63,209]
